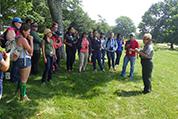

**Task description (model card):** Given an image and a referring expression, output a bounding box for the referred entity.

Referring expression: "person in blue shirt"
[100,33,106,67]
[105,32,118,70]
[115,33,124,66]
[0,51,10,100]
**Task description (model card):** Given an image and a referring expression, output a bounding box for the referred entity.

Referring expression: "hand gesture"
[27,35,33,41]
[3,52,10,59]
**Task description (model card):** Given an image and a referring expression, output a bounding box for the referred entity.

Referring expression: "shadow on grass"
[0,59,143,118]
[114,89,143,97]
[117,72,142,82]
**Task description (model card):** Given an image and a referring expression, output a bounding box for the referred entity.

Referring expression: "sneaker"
[21,95,31,102]
[0,95,2,100]
[120,74,126,78]
[67,69,72,73]
[93,69,97,72]
[129,75,134,80]
[142,90,151,94]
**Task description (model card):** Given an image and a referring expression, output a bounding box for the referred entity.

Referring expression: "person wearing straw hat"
[41,28,56,83]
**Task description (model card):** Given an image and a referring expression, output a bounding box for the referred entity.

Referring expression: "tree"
[138,0,178,49]
[47,0,66,58]
[113,16,136,38]
[96,15,111,34]
[47,0,63,33]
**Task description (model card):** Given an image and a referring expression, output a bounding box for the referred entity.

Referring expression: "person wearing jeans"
[121,33,139,80]
[100,33,106,67]
[41,29,56,83]
[5,17,22,83]
[64,27,77,72]
[121,56,136,79]
[105,32,118,70]
[78,32,89,72]
[115,33,124,66]
[0,52,10,100]
[91,30,103,71]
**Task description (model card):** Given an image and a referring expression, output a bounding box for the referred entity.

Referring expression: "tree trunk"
[47,0,66,59]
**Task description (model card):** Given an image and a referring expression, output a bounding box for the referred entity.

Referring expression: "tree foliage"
[0,0,112,34]
[138,0,178,46]
[113,16,136,38]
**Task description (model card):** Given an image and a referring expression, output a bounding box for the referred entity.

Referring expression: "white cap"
[129,33,135,37]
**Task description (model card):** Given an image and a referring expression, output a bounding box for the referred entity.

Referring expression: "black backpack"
[0,30,8,48]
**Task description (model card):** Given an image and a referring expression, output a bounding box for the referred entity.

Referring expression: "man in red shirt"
[120,33,139,80]
[51,22,63,71]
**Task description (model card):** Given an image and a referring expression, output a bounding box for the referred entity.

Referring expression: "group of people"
[64,28,125,73]
[0,16,154,101]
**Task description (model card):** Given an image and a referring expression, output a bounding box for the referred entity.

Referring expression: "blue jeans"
[10,61,20,83]
[101,49,105,67]
[92,51,103,70]
[121,56,136,79]
[107,51,115,69]
[115,51,122,65]
[42,55,53,82]
[0,79,3,96]
[16,58,31,69]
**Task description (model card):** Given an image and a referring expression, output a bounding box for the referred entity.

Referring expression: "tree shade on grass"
[0,48,178,119]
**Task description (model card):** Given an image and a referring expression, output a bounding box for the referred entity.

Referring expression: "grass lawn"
[0,47,178,119]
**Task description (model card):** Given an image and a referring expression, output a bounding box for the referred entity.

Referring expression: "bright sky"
[82,0,163,27]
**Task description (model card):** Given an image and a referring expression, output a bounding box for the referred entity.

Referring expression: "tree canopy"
[113,16,136,38]
[138,0,178,47]
[0,0,112,34]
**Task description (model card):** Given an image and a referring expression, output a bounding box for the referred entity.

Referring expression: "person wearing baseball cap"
[12,17,23,23]
[5,17,23,42]
[129,33,135,37]
[120,32,139,80]
[5,17,23,83]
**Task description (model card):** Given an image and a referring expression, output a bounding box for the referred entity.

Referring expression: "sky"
[81,0,163,27]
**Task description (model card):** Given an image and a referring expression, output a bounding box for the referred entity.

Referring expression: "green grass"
[0,48,178,119]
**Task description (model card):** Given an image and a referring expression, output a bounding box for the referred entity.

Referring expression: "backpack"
[0,27,18,49]
[9,36,23,61]
[0,30,8,48]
